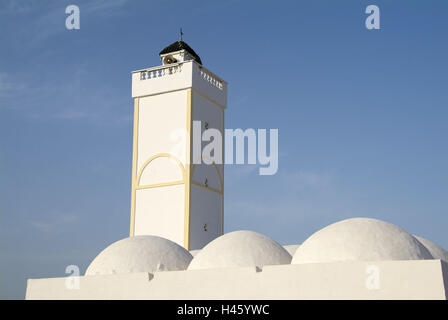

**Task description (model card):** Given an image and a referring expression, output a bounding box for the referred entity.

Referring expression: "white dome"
[188,230,291,270]
[414,235,448,262]
[292,218,432,264]
[85,235,192,275]
[283,245,300,256]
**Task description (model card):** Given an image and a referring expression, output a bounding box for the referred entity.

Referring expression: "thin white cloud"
[2,1,131,45]
[225,168,360,224]
[285,170,332,191]
[0,0,35,15]
[82,0,130,14]
[0,72,26,102]
[225,164,258,185]
[26,213,79,234]
[2,65,131,126]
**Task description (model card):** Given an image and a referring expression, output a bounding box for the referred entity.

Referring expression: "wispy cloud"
[53,110,90,120]
[1,0,131,46]
[1,66,132,126]
[82,0,130,14]
[0,2,134,126]
[227,169,335,216]
[283,170,332,192]
[26,213,79,234]
[225,164,259,185]
[0,72,26,102]
[0,0,35,15]
[224,167,365,242]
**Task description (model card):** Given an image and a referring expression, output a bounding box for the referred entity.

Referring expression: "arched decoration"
[191,157,223,194]
[137,153,186,188]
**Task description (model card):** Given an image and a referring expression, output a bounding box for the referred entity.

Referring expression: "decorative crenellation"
[139,63,183,81]
[199,67,224,90]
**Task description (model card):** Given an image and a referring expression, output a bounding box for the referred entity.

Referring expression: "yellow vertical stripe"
[129,98,139,236]
[183,90,192,250]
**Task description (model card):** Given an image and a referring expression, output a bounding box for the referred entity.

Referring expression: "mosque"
[26,40,448,300]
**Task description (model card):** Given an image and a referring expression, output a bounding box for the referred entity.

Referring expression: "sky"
[1,0,448,299]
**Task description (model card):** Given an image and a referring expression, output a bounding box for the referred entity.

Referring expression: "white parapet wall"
[132,60,227,107]
[26,259,448,300]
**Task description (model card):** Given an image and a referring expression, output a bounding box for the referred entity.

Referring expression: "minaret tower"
[130,39,227,250]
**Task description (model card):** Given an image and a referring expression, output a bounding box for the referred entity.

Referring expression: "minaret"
[130,39,227,250]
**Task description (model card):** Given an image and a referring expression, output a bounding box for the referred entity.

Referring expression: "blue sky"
[1,0,448,299]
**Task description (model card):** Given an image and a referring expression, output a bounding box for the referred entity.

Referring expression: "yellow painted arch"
[136,153,186,186]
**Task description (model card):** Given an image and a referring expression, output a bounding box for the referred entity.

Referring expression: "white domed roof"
[292,218,432,264]
[414,235,448,262]
[188,230,291,270]
[283,245,300,256]
[86,235,192,276]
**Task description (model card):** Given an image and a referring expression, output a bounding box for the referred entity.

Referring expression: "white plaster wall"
[189,184,223,250]
[139,157,183,185]
[191,63,227,106]
[137,91,188,172]
[191,91,224,191]
[26,260,448,300]
[134,185,185,246]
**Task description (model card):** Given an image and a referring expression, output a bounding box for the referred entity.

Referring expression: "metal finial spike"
[180,28,183,41]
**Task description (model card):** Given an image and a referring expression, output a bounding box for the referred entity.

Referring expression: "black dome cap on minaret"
[159,40,202,65]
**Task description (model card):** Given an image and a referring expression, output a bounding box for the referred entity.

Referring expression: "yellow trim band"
[191,181,223,194]
[136,180,184,190]
[129,98,139,237]
[183,89,192,250]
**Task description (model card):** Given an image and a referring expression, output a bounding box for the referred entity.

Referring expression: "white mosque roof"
[28,217,448,299]
[84,219,448,276]
[187,230,292,270]
[414,235,448,262]
[291,217,433,264]
[283,244,300,256]
[85,235,193,276]
[84,219,447,276]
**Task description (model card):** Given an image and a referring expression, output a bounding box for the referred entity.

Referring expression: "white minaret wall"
[132,90,188,246]
[189,184,223,249]
[130,59,227,250]
[190,89,224,249]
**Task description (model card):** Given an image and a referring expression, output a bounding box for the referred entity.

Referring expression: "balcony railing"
[139,63,183,80]
[136,62,225,91]
[199,68,224,91]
